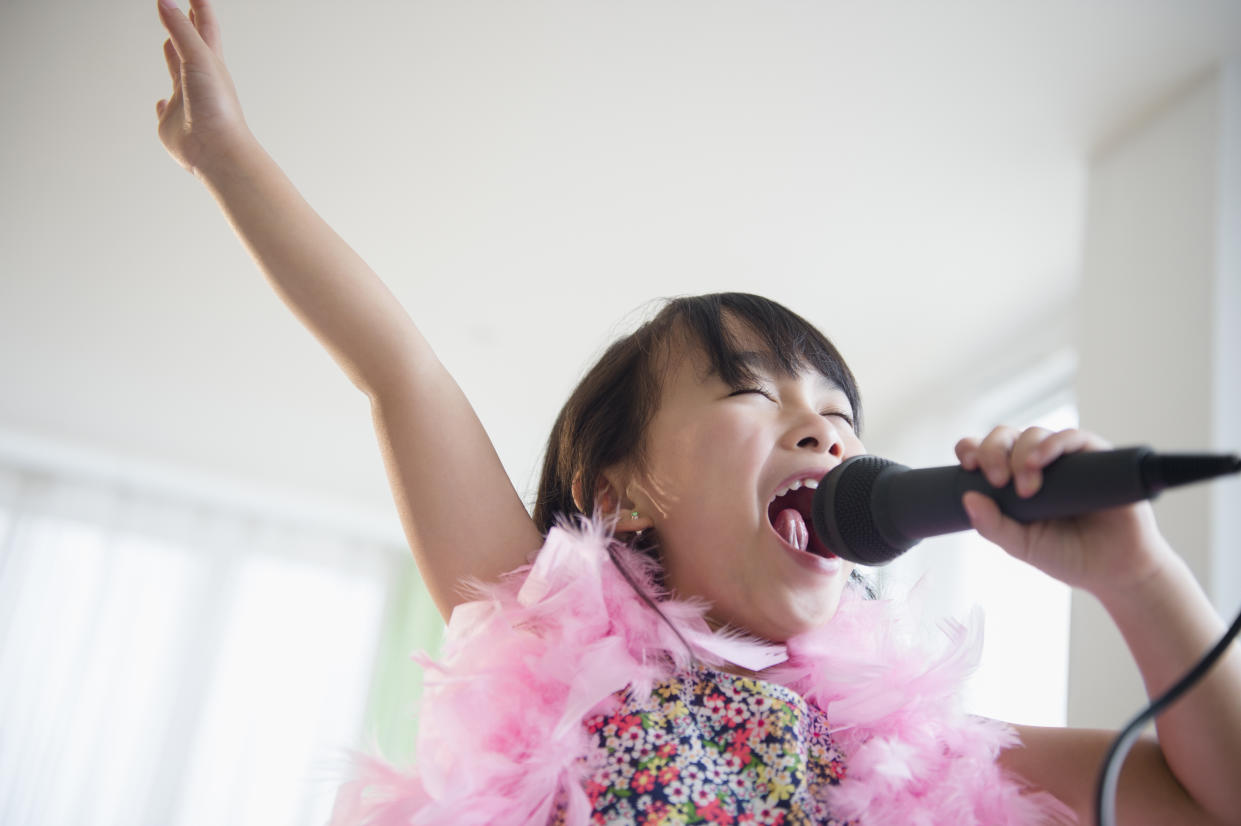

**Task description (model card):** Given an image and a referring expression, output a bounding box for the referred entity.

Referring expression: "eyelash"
[728,388,855,428]
[728,387,774,400]
[825,411,856,429]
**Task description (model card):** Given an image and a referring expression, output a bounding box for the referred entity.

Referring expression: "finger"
[962,491,1030,560]
[157,0,211,64]
[1011,426,1053,497]
[954,437,982,470]
[188,0,225,56]
[162,38,181,88]
[1029,428,1112,469]
[976,425,1021,488]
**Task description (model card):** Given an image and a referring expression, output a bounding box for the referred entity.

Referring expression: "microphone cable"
[1095,600,1241,826]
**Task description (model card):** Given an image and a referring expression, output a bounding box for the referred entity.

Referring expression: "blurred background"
[1,0,1239,823]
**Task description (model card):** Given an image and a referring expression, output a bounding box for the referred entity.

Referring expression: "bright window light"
[174,555,384,826]
[876,367,1078,729]
[0,471,393,826]
[957,402,1078,726]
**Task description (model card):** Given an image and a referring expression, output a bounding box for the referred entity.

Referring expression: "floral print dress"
[571,664,855,826]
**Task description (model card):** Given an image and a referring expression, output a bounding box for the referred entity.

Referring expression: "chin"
[789,590,850,635]
[743,599,844,643]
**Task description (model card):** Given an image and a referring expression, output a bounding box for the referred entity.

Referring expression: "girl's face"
[619,332,864,643]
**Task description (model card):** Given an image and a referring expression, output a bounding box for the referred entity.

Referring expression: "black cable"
[1095,602,1241,826]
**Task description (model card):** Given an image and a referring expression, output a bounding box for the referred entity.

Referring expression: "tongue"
[773,508,809,552]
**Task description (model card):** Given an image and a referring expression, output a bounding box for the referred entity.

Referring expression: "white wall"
[1213,61,1241,623]
[6,0,1238,535]
[1072,60,1241,728]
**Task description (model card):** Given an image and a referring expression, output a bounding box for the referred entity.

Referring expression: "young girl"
[154,1,1241,823]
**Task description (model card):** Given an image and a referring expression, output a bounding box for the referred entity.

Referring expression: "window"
[0,465,402,826]
[953,400,1076,726]
[876,353,1076,726]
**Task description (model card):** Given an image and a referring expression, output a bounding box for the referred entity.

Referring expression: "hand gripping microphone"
[808,445,1241,826]
[811,446,1241,566]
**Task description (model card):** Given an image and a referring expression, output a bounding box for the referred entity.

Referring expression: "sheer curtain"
[0,462,403,826]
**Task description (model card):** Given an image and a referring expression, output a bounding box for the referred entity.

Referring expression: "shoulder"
[1001,724,1222,825]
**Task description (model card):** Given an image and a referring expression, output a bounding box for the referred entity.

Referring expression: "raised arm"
[155,0,544,616]
[957,427,1241,825]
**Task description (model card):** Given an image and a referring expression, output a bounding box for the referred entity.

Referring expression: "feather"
[330,518,1075,825]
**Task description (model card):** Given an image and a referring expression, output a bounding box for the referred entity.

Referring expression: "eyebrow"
[732,350,783,374]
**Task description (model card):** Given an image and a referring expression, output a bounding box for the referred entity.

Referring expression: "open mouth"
[767,481,837,559]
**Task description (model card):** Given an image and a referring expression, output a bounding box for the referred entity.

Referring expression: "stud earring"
[630,511,640,521]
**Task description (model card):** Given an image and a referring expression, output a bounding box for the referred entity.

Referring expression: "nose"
[784,408,845,459]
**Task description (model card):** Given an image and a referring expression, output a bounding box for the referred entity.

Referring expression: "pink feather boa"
[331,520,1075,825]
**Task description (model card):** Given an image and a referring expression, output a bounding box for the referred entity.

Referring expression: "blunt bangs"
[671,294,863,435]
[532,292,863,536]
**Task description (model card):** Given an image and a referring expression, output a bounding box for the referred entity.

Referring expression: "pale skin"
[155,1,1241,822]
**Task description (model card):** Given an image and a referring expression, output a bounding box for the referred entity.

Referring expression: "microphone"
[811,446,1241,566]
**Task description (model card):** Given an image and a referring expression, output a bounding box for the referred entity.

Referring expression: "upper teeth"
[770,477,819,502]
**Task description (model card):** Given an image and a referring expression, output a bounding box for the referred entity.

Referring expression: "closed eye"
[728,387,776,402]
[823,411,856,429]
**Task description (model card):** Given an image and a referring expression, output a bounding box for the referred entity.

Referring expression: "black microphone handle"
[876,446,1155,551]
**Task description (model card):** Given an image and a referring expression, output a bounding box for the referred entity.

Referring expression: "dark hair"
[533,292,862,532]
[534,292,878,621]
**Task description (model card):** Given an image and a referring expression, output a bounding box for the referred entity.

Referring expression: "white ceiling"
[2,0,1239,542]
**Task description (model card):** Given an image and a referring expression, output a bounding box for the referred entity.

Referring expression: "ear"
[571,469,653,533]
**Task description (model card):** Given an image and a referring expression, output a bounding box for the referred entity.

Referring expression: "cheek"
[836,427,865,459]
[646,416,743,480]
[669,422,766,502]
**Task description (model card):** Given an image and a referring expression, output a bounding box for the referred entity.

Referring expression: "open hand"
[156,0,251,175]
[955,426,1174,597]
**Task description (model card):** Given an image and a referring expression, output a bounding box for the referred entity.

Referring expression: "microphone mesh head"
[826,455,903,565]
